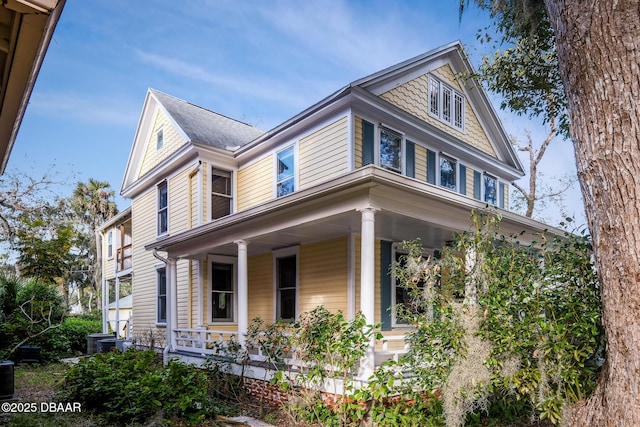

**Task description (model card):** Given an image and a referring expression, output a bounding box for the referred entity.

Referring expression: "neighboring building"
[100,41,561,380]
[98,206,132,338]
[108,295,132,339]
[0,0,66,172]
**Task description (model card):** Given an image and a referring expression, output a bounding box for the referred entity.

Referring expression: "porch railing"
[172,327,408,367]
[116,243,132,272]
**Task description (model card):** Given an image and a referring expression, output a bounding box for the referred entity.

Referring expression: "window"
[156,128,164,150]
[107,231,113,258]
[393,249,430,326]
[211,168,232,220]
[484,174,498,205]
[380,127,402,173]
[428,76,465,131]
[275,251,297,321]
[277,146,295,197]
[440,155,457,190]
[211,262,234,322]
[157,268,167,324]
[157,182,168,235]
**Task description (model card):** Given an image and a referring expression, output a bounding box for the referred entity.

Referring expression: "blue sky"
[8,0,584,225]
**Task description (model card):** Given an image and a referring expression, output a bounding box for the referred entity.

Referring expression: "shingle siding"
[380,64,497,158]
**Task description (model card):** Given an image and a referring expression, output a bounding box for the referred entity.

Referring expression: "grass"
[1,362,95,427]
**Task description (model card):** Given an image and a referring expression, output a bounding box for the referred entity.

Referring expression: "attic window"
[156,128,164,150]
[428,76,465,132]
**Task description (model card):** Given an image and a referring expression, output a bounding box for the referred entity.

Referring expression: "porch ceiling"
[147,166,561,260]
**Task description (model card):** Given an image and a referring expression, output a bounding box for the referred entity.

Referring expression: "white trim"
[156,265,168,326]
[156,180,169,237]
[207,254,238,325]
[210,166,234,220]
[274,143,298,198]
[428,75,465,132]
[272,246,299,321]
[347,232,356,320]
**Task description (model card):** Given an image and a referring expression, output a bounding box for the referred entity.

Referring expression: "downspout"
[153,249,171,365]
[96,230,107,334]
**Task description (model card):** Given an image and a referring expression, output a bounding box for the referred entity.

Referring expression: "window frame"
[273,246,299,322]
[439,154,458,191]
[484,173,499,206]
[391,244,435,327]
[428,75,465,132]
[156,267,167,325]
[107,230,113,259]
[156,127,164,150]
[276,145,296,197]
[157,181,168,236]
[379,126,403,174]
[208,255,237,324]
[211,167,233,220]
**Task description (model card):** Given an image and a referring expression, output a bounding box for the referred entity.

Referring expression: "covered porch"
[147,166,551,375]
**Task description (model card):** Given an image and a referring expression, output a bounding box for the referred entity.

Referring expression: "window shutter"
[380,240,393,331]
[459,164,467,195]
[406,140,415,178]
[427,149,436,184]
[474,171,482,200]
[499,182,506,208]
[362,120,374,166]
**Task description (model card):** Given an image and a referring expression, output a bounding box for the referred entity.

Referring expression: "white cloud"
[28,92,139,127]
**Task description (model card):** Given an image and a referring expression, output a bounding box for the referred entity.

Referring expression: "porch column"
[359,207,378,376]
[235,240,248,346]
[115,276,120,338]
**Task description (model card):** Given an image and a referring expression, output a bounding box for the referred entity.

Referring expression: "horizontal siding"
[168,167,191,234]
[354,116,363,168]
[299,237,348,315]
[503,182,509,209]
[131,189,164,339]
[467,166,475,199]
[299,117,349,189]
[248,253,274,324]
[380,64,497,158]
[237,155,273,211]
[102,226,116,281]
[415,144,427,182]
[139,110,188,178]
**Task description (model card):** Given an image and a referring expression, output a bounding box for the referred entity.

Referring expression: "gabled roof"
[121,89,264,196]
[149,89,264,150]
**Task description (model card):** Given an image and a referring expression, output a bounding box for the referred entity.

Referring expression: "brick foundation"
[243,377,289,407]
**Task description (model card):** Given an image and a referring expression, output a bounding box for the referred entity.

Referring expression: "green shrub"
[57,349,215,425]
[59,316,101,354]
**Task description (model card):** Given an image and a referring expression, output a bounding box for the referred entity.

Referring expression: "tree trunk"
[544,1,640,425]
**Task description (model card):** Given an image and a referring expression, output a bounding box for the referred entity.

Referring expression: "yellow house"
[106,41,561,378]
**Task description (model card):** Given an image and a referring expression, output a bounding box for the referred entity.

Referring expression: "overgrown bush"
[254,307,380,426]
[58,316,101,355]
[384,211,603,426]
[57,349,216,425]
[0,274,67,360]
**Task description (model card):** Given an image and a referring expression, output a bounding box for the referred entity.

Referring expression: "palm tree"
[71,179,118,312]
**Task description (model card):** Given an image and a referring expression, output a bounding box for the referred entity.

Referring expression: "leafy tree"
[461,1,640,424]
[14,219,75,288]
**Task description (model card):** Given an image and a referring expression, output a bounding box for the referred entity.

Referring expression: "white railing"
[173,328,239,355]
[375,335,409,364]
[172,328,409,367]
